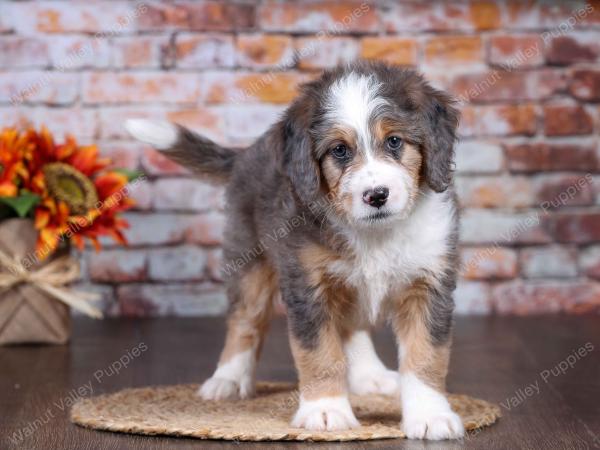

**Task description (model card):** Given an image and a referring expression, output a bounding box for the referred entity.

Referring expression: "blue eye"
[386,136,403,150]
[331,144,349,159]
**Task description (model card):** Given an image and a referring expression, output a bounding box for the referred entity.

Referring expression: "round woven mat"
[71,382,500,442]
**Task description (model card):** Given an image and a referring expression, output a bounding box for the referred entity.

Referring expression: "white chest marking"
[329,191,455,322]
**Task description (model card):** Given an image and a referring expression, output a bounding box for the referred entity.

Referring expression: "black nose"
[362,186,389,208]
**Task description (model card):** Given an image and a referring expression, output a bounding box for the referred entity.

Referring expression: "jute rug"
[70,382,501,442]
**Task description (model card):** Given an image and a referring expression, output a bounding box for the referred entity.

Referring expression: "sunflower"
[0,126,136,258]
[43,163,99,216]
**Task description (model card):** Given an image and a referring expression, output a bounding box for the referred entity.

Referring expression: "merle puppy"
[126,60,463,440]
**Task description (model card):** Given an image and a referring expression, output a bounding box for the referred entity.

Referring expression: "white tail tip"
[124,119,178,150]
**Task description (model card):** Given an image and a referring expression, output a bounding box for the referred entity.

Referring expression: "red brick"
[202,71,307,104]
[82,72,200,104]
[537,68,569,98]
[460,210,552,245]
[425,36,483,66]
[237,34,294,68]
[296,37,359,70]
[259,1,378,33]
[452,71,533,103]
[459,104,537,137]
[544,104,593,136]
[0,72,79,106]
[520,246,578,278]
[98,107,172,140]
[0,4,13,33]
[381,2,500,32]
[0,37,49,68]
[27,107,98,141]
[88,249,147,282]
[175,33,235,69]
[488,35,543,68]
[152,179,224,212]
[12,1,141,34]
[99,142,142,171]
[545,33,600,65]
[455,69,565,102]
[48,36,111,69]
[533,174,595,208]
[148,245,208,281]
[569,69,600,101]
[492,280,600,314]
[138,2,255,31]
[581,246,600,279]
[454,141,504,174]
[505,142,598,173]
[223,104,288,145]
[460,247,518,280]
[112,36,170,69]
[360,37,418,66]
[135,2,187,30]
[540,2,599,28]
[505,0,542,29]
[127,179,152,211]
[468,1,502,30]
[166,108,226,142]
[456,176,533,208]
[205,248,224,282]
[544,212,600,244]
[121,213,189,246]
[454,281,492,314]
[184,212,225,246]
[117,282,227,317]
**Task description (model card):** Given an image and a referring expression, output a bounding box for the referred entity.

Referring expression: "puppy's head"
[280,62,458,228]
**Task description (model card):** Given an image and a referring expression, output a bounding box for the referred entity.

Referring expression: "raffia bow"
[0,249,103,319]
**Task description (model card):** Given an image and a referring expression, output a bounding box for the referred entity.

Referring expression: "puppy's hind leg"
[344,330,400,396]
[199,261,277,401]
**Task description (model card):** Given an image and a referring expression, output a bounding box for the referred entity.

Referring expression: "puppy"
[126,61,463,440]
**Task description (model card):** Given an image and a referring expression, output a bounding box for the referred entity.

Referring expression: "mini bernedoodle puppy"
[126,61,463,440]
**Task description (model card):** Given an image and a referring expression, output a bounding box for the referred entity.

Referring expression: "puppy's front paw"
[197,376,253,401]
[291,396,359,431]
[402,409,464,440]
[349,368,400,396]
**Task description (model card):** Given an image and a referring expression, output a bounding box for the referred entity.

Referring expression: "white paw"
[402,409,464,440]
[400,372,464,440]
[349,368,400,396]
[197,375,253,401]
[291,396,360,431]
[124,118,178,150]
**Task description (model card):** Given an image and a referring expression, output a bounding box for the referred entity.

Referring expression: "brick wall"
[1,0,600,316]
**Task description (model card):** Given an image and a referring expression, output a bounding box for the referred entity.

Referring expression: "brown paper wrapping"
[0,219,71,345]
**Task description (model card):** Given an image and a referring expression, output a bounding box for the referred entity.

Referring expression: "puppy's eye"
[386,136,403,150]
[330,144,349,159]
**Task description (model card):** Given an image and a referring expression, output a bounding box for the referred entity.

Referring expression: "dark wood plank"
[1,315,598,449]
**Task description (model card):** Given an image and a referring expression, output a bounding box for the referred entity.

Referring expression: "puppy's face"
[315,73,423,226]
[281,63,458,229]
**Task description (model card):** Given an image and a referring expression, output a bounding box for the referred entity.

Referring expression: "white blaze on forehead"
[324,72,388,158]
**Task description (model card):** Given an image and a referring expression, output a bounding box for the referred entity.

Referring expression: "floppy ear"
[279,104,320,203]
[421,90,459,193]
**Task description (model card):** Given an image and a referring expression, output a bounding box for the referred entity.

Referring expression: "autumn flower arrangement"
[0,126,141,344]
[0,126,139,261]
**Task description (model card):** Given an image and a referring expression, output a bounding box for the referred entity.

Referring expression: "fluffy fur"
[126,61,462,440]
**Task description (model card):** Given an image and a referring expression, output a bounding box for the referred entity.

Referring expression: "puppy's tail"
[125,119,237,184]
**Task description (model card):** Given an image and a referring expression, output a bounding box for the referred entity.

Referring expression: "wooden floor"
[1,315,599,450]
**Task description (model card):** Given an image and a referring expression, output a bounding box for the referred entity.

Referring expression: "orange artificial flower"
[0,126,137,259]
[0,128,28,196]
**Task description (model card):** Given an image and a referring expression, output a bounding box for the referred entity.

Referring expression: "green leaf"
[113,169,145,182]
[0,193,41,218]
